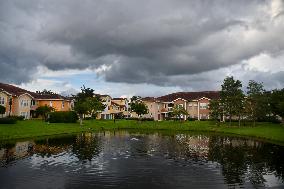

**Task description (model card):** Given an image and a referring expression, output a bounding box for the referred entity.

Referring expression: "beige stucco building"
[140,91,219,121]
[0,83,73,119]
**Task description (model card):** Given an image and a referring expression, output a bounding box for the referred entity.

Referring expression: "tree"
[74,101,90,125]
[209,99,222,125]
[269,89,284,122]
[0,105,6,118]
[87,95,106,118]
[130,102,148,118]
[73,86,105,125]
[172,105,188,121]
[36,89,56,95]
[245,80,268,126]
[220,76,244,126]
[129,96,148,119]
[36,105,55,121]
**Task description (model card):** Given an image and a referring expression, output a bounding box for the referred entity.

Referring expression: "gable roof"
[0,83,32,97]
[141,97,157,102]
[32,93,69,100]
[111,101,125,108]
[0,83,69,100]
[112,98,126,100]
[157,91,220,102]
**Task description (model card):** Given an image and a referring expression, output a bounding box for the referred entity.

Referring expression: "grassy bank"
[0,120,283,145]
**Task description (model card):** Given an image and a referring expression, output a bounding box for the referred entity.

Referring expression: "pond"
[0,131,283,188]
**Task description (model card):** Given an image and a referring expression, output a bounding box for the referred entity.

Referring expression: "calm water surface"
[0,131,283,189]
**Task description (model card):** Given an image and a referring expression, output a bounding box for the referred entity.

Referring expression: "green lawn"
[0,119,283,145]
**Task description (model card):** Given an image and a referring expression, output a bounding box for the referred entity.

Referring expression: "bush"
[9,116,25,121]
[257,116,281,124]
[187,117,198,121]
[0,118,17,124]
[125,117,154,121]
[48,111,78,123]
[83,117,93,120]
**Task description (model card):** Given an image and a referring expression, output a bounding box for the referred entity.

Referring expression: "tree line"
[209,76,284,126]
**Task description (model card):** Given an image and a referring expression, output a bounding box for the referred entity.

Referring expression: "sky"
[0,0,284,98]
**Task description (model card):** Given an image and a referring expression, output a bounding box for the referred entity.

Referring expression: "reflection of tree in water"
[34,135,75,157]
[72,133,102,161]
[207,136,284,187]
[167,134,284,187]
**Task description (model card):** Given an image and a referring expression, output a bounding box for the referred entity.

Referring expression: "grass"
[0,119,283,145]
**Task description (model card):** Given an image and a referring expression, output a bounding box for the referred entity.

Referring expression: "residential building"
[98,96,130,119]
[140,91,219,121]
[0,83,73,119]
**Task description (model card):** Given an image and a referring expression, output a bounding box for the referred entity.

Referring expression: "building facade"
[0,83,73,119]
[141,91,219,121]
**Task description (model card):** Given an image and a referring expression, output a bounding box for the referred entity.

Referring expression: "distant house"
[0,83,73,119]
[111,98,130,118]
[97,95,113,119]
[97,96,130,119]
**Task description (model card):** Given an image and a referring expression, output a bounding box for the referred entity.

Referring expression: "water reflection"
[0,131,283,188]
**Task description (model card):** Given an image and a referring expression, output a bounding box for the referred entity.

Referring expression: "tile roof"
[111,101,125,107]
[0,82,69,100]
[33,93,69,100]
[157,91,220,102]
[112,98,126,100]
[141,97,156,102]
[0,83,32,96]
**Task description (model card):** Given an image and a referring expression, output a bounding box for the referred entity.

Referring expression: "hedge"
[0,118,17,124]
[9,116,25,121]
[48,111,78,123]
[125,117,154,121]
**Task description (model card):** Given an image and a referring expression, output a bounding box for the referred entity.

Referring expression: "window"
[20,100,29,107]
[164,104,167,108]
[31,100,36,106]
[200,103,208,109]
[50,101,53,107]
[62,101,65,109]
[0,97,5,105]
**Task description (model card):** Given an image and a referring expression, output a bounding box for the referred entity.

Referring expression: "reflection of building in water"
[175,134,210,158]
[0,148,5,159]
[0,141,35,165]
[34,144,69,155]
[15,141,34,157]
[216,137,262,148]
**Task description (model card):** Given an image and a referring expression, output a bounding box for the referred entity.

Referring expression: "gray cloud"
[0,0,284,90]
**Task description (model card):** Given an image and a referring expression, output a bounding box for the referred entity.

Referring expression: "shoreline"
[0,120,283,146]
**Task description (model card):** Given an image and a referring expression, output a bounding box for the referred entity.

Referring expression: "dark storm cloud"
[0,0,284,88]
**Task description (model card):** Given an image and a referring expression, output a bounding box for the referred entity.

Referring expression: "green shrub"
[0,118,17,124]
[84,117,93,120]
[257,116,281,124]
[48,111,78,123]
[9,116,25,121]
[125,117,154,121]
[187,117,198,121]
